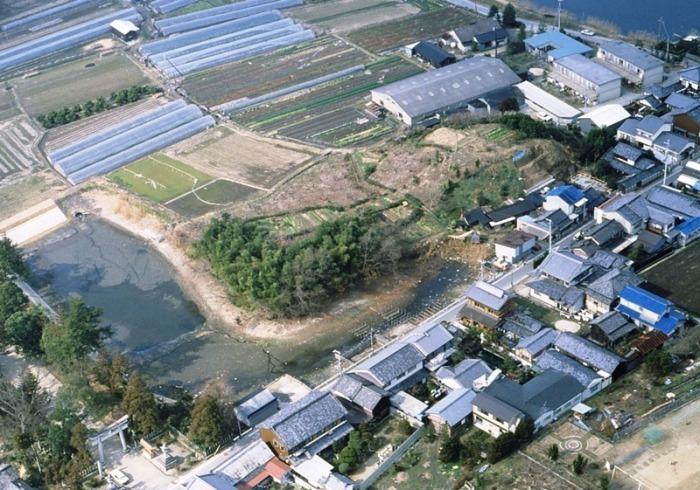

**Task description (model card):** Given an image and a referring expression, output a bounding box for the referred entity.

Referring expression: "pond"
[27,219,474,396]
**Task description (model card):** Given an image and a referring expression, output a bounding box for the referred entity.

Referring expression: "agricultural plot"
[0,7,141,74]
[346,7,476,53]
[183,36,370,107]
[287,0,419,32]
[13,53,151,117]
[47,99,214,184]
[109,154,213,203]
[232,56,422,146]
[643,240,700,315]
[164,125,316,189]
[167,179,262,218]
[142,0,311,77]
[0,89,19,121]
[0,0,103,34]
[0,116,43,182]
[258,208,341,236]
[160,0,236,17]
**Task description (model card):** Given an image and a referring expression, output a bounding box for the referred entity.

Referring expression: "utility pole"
[493,26,498,57]
[557,0,564,31]
[545,218,553,253]
[659,18,670,61]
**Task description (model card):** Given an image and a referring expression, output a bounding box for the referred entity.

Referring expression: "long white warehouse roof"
[516,81,581,119]
[371,57,520,119]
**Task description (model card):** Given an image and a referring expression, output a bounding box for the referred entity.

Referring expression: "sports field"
[109,154,213,203]
[13,52,151,116]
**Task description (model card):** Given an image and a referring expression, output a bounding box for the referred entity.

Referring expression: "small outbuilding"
[110,19,139,41]
[411,41,455,68]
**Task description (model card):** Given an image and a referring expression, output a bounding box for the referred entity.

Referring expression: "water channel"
[26,219,473,397]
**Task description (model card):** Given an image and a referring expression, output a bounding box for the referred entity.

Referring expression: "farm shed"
[370,57,520,126]
[111,20,139,41]
[411,41,455,68]
[516,81,581,125]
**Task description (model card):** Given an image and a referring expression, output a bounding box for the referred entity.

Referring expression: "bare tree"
[0,370,51,435]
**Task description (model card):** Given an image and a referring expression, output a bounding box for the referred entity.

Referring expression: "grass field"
[0,88,19,121]
[167,179,261,218]
[233,56,422,145]
[643,240,700,315]
[288,0,419,32]
[183,37,370,107]
[346,7,476,53]
[109,154,213,203]
[13,52,150,116]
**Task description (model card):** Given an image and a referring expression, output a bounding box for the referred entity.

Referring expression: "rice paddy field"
[232,56,422,146]
[183,36,371,108]
[346,7,476,53]
[642,240,700,315]
[108,153,213,203]
[287,0,420,32]
[13,52,151,116]
[167,179,262,218]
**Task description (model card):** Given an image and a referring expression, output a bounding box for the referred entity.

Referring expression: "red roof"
[238,458,290,489]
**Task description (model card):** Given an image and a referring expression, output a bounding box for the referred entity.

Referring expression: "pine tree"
[188,392,230,453]
[123,373,159,438]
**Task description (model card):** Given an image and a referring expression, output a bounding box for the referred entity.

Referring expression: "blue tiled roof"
[679,65,700,83]
[676,217,700,235]
[619,285,670,315]
[525,31,592,60]
[655,308,686,335]
[547,185,585,205]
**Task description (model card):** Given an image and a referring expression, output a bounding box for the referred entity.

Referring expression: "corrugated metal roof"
[524,31,592,60]
[581,103,630,127]
[555,54,621,86]
[516,81,581,119]
[599,41,664,70]
[371,57,520,118]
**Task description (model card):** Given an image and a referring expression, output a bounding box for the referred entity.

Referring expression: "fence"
[358,425,424,490]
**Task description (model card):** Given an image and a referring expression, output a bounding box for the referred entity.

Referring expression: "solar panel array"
[0,0,98,32]
[150,0,198,14]
[48,100,214,185]
[0,8,142,73]
[141,0,312,78]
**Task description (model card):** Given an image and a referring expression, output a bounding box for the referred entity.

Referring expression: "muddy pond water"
[27,219,472,397]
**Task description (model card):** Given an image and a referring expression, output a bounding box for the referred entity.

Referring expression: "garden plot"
[47,99,214,184]
[141,0,311,78]
[0,116,43,182]
[232,56,422,146]
[109,153,213,203]
[167,179,262,218]
[346,7,476,53]
[163,125,317,189]
[643,240,700,315]
[13,52,151,117]
[43,97,164,151]
[287,0,419,33]
[183,36,371,108]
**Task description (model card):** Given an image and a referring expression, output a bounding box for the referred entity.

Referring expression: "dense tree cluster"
[37,85,161,129]
[335,424,377,474]
[188,391,236,453]
[194,213,402,317]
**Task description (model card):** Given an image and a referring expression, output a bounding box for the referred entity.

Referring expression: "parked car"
[581,29,595,36]
[109,469,130,486]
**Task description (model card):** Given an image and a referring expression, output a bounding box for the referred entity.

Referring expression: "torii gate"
[88,415,129,477]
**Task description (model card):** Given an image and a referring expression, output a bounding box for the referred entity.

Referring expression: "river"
[525,0,700,36]
[26,219,473,397]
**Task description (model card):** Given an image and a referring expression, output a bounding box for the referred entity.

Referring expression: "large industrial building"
[370,57,520,126]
